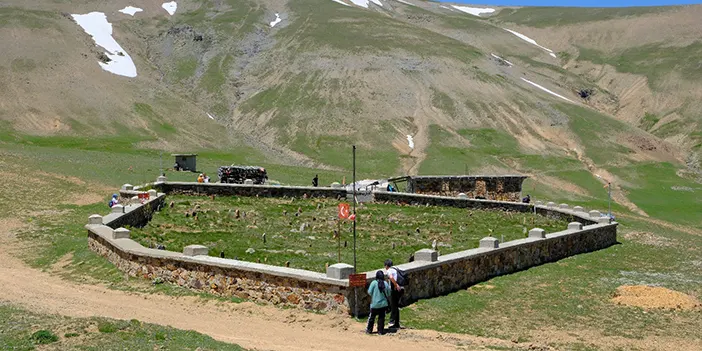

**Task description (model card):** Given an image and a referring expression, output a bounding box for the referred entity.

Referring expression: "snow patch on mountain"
[407,135,415,149]
[504,28,556,58]
[71,12,137,78]
[452,6,495,17]
[270,13,281,27]
[118,6,143,16]
[521,78,574,103]
[162,1,177,16]
[491,53,513,66]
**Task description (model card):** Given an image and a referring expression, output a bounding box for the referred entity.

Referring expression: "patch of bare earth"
[622,231,676,247]
[617,213,702,237]
[531,327,702,351]
[612,285,701,310]
[571,147,649,216]
[63,193,103,206]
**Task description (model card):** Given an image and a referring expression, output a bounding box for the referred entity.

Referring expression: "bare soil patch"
[611,285,701,310]
[63,193,103,206]
[622,231,676,247]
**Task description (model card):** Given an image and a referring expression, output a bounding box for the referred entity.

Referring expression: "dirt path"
[571,147,649,216]
[0,222,515,351]
[1,220,699,350]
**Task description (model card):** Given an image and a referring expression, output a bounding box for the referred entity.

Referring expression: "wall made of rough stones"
[104,195,165,229]
[396,224,617,308]
[154,182,347,199]
[89,182,616,317]
[87,230,351,313]
[373,192,596,225]
[408,176,526,201]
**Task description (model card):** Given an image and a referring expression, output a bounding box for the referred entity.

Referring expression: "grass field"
[2,114,701,349]
[0,304,246,351]
[493,6,672,28]
[129,195,568,273]
[402,218,702,346]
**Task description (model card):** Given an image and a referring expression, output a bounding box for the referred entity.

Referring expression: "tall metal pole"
[352,145,357,273]
[608,182,612,221]
[352,145,358,319]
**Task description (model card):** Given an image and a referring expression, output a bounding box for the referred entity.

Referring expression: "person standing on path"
[366,270,391,335]
[312,174,319,187]
[384,259,403,329]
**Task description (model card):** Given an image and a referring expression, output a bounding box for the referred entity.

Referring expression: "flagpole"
[352,145,357,273]
[608,182,611,222]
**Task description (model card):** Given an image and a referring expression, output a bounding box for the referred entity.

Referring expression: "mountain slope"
[0,0,699,215]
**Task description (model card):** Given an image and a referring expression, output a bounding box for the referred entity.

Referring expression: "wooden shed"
[172,154,197,172]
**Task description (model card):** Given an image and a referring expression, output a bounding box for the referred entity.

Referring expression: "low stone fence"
[373,191,601,225]
[87,178,618,316]
[371,221,617,310]
[100,189,166,229]
[152,181,347,199]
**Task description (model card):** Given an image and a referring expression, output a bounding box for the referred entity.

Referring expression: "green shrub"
[31,330,58,344]
[64,332,80,338]
[98,321,117,333]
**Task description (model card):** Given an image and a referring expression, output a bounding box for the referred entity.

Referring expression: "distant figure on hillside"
[108,194,119,208]
[312,174,319,187]
[203,173,210,183]
[386,184,396,192]
[366,270,391,335]
[522,194,531,204]
[197,174,204,183]
[173,162,182,171]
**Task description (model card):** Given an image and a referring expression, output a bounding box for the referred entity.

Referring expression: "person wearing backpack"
[108,194,119,208]
[366,270,391,335]
[384,259,406,329]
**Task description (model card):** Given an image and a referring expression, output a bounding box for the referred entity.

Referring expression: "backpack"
[393,266,409,287]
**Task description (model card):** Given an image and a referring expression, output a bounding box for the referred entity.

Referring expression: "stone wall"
[392,223,617,307]
[87,225,352,313]
[153,182,347,199]
[407,175,527,201]
[373,192,598,225]
[88,180,617,317]
[102,195,165,229]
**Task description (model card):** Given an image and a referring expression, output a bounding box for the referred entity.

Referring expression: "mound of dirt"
[612,285,701,310]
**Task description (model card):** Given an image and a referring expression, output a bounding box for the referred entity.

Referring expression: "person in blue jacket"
[108,194,119,208]
[366,270,391,335]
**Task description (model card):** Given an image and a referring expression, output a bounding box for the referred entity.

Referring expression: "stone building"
[406,175,527,201]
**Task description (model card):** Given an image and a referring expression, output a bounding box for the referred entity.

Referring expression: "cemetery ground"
[129,195,567,273]
[1,139,701,350]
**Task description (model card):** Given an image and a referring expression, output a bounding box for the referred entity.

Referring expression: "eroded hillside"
[0,0,700,215]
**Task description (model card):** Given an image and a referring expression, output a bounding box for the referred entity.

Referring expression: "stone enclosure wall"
[88,178,618,316]
[374,192,600,225]
[385,222,616,309]
[153,181,347,199]
[87,226,350,312]
[407,175,527,201]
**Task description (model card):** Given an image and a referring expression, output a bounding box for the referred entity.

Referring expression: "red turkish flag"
[338,203,350,219]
